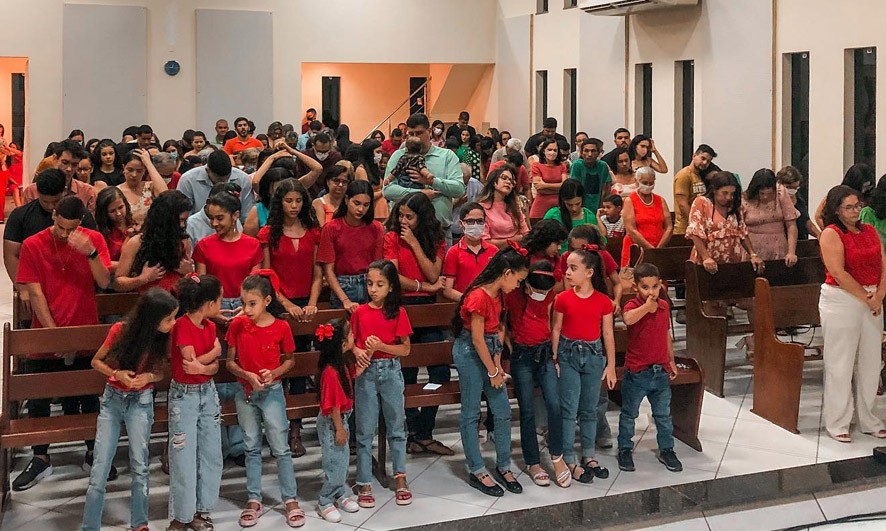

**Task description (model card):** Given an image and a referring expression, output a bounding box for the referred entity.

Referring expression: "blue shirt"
[186,209,243,250]
[383,144,466,228]
[176,166,255,225]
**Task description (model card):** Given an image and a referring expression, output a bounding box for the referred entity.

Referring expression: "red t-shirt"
[380,139,402,156]
[17,227,111,333]
[554,288,613,341]
[170,315,217,385]
[319,365,354,416]
[623,296,671,372]
[317,218,385,276]
[225,315,296,391]
[442,238,497,294]
[460,288,501,334]
[531,254,564,282]
[557,249,618,280]
[223,137,264,155]
[384,232,445,297]
[106,228,129,262]
[505,288,554,346]
[192,233,263,298]
[167,171,182,190]
[257,225,321,299]
[350,304,413,360]
[102,322,154,392]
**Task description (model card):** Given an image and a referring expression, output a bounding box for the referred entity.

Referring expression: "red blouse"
[825,223,883,287]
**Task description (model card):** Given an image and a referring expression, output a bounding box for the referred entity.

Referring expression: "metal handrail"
[364,78,431,139]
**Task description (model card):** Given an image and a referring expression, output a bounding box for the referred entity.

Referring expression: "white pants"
[820,284,885,436]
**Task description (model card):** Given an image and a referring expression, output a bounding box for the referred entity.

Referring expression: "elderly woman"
[742,168,799,265]
[819,185,886,442]
[620,166,673,266]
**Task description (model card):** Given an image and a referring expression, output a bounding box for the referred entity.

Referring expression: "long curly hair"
[266,178,317,251]
[477,166,523,230]
[452,247,530,335]
[522,219,567,257]
[385,193,444,261]
[132,190,192,274]
[106,288,179,372]
[316,318,355,401]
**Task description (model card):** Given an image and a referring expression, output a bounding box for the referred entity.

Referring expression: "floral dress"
[121,182,154,231]
[741,193,799,260]
[686,195,748,264]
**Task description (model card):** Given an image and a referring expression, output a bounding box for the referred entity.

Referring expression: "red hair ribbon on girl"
[315,324,335,342]
[582,244,601,252]
[507,240,528,257]
[187,272,201,283]
[251,268,281,294]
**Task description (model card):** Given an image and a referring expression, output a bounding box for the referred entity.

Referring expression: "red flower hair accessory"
[251,268,281,293]
[315,324,335,342]
[507,240,528,257]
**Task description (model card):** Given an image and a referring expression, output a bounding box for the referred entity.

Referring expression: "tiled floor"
[3,278,886,530]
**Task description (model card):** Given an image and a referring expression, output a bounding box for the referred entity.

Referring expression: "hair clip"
[506,240,528,257]
[187,272,200,283]
[315,324,335,342]
[532,270,556,277]
[250,268,281,293]
[582,244,601,252]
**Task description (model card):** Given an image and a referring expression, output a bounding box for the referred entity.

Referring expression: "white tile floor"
[3,278,886,530]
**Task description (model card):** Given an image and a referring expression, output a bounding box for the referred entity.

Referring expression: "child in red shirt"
[167,274,224,531]
[617,263,682,473]
[522,218,568,276]
[315,319,365,522]
[452,243,528,497]
[442,203,497,301]
[351,260,413,508]
[225,272,303,528]
[557,224,622,313]
[553,246,617,484]
[83,288,179,531]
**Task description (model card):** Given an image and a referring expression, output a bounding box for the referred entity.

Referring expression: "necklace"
[638,193,654,206]
[50,234,72,271]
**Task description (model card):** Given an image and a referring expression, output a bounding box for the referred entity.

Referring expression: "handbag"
[619,246,644,294]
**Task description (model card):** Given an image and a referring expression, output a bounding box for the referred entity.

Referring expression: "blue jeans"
[617,365,675,451]
[557,336,606,464]
[219,298,245,459]
[168,380,223,522]
[510,341,562,465]
[453,331,512,475]
[329,273,368,309]
[234,382,298,502]
[597,387,612,442]
[402,295,450,441]
[81,386,154,531]
[355,358,407,485]
[317,411,351,509]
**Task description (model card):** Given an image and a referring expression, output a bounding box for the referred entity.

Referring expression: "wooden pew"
[684,256,825,397]
[12,291,141,329]
[750,278,822,433]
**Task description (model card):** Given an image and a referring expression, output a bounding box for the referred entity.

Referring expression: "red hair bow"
[251,268,281,294]
[315,324,335,342]
[582,244,601,252]
[187,272,200,283]
[507,240,528,257]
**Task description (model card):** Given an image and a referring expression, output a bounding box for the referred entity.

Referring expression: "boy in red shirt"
[617,263,682,473]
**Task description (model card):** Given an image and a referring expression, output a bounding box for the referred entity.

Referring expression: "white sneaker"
[317,505,342,523]
[335,496,360,513]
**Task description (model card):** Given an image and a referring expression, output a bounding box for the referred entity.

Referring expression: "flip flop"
[238,501,263,528]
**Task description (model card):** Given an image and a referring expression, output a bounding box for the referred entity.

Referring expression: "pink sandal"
[394,473,413,506]
[284,499,306,528]
[239,500,263,528]
[355,484,375,508]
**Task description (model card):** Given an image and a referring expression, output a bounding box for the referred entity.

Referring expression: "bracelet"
[487,367,500,378]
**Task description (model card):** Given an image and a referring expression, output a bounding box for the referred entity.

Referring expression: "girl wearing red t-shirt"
[523,218,568,284]
[259,177,321,457]
[385,193,452,455]
[558,224,623,313]
[82,288,179,531]
[315,319,364,522]
[318,179,385,312]
[351,260,413,508]
[95,186,135,271]
[552,247,617,484]
[194,188,263,318]
[225,272,303,528]
[167,275,224,531]
[452,244,528,497]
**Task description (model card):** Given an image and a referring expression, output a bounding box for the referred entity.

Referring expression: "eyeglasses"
[462,219,484,226]
[330,179,349,186]
[842,202,865,212]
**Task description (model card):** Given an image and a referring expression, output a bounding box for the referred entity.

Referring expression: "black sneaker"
[12,456,53,491]
[83,451,119,481]
[617,449,635,472]
[658,449,683,472]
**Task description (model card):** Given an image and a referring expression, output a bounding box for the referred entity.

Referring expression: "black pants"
[19,357,98,455]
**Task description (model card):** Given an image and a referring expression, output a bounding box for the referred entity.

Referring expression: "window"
[535,70,548,131]
[11,73,24,149]
[564,0,578,8]
[409,77,427,115]
[321,76,341,130]
[635,63,652,137]
[537,0,549,14]
[675,60,694,168]
[564,69,577,144]
[848,47,876,168]
[784,52,809,196]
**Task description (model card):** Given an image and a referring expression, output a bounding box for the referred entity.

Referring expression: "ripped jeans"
[81,385,154,531]
[168,380,223,523]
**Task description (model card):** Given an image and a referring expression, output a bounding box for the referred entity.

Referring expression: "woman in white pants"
[819,184,886,442]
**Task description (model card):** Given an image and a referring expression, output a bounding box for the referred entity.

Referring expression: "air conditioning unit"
[579,0,698,16]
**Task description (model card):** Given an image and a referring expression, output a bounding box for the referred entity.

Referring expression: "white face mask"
[316,151,329,161]
[529,289,550,302]
[434,127,443,136]
[786,187,798,197]
[373,152,382,164]
[638,183,654,194]
[463,223,485,239]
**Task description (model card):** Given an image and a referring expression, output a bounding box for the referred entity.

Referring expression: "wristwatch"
[87,249,99,260]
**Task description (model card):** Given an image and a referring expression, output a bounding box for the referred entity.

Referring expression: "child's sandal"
[354,485,376,508]
[394,473,413,506]
[569,463,594,484]
[238,500,263,528]
[529,466,551,487]
[192,513,214,531]
[584,459,609,479]
[551,456,571,488]
[284,500,306,528]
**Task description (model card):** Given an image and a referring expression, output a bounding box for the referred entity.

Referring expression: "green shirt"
[860,206,886,247]
[543,206,599,253]
[569,160,612,212]
[383,144,466,229]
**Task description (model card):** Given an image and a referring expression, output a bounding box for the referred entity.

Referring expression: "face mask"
[373,152,383,164]
[463,223,485,239]
[434,127,443,136]
[529,289,550,302]
[786,188,798,197]
[638,184,654,194]
[316,151,329,161]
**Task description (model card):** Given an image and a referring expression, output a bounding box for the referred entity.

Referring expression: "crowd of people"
[2,107,886,531]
